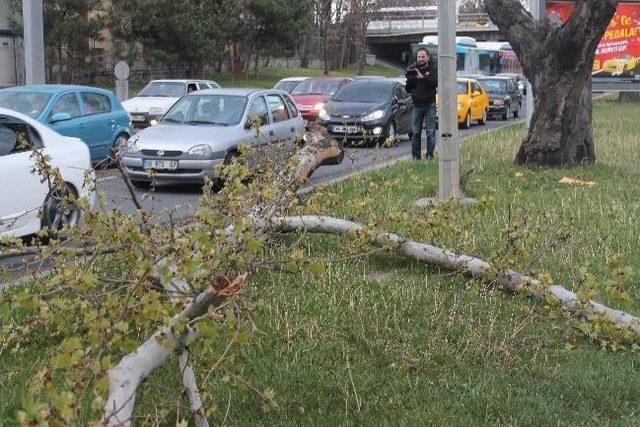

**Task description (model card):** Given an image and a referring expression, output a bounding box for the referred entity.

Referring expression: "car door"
[265,93,293,144]
[0,117,47,236]
[79,91,115,161]
[47,91,85,142]
[245,95,273,148]
[470,81,483,120]
[283,94,305,139]
[393,84,412,133]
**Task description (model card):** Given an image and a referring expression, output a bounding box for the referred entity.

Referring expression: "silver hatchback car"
[122,88,306,184]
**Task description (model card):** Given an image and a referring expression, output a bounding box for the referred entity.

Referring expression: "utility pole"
[437,0,460,200]
[23,0,45,85]
[525,0,545,127]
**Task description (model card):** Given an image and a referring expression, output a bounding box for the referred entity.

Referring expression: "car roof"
[305,76,353,81]
[189,88,279,97]
[278,77,309,82]
[0,84,114,95]
[477,76,513,80]
[347,79,398,88]
[149,79,217,84]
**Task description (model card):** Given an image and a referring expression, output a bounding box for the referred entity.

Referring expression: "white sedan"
[0,108,95,239]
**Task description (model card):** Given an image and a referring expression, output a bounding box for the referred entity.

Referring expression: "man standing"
[405,48,438,160]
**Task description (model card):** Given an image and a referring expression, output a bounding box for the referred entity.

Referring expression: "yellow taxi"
[435,78,490,129]
[602,55,638,75]
[456,78,489,128]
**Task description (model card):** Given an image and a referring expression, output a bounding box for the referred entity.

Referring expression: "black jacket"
[405,61,438,105]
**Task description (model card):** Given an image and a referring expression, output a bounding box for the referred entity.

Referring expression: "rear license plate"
[132,115,146,122]
[333,125,361,134]
[143,159,178,170]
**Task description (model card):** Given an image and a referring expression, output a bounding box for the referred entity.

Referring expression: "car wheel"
[503,104,510,121]
[41,184,80,237]
[461,111,471,129]
[478,109,487,125]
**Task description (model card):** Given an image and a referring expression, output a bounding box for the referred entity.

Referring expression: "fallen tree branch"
[178,350,209,427]
[294,123,344,184]
[272,215,640,338]
[102,273,246,426]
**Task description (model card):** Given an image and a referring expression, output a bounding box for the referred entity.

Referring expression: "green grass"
[2,98,640,425]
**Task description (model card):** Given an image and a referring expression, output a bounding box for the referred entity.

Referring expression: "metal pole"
[437,0,460,200]
[22,0,45,85]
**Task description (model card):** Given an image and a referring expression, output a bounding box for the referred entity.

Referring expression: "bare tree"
[485,0,618,166]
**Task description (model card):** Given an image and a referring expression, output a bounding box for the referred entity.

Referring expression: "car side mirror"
[472,91,481,98]
[49,112,72,123]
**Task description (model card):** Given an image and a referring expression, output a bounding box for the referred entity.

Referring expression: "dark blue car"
[0,85,132,162]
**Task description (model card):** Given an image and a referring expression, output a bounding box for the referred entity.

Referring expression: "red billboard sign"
[546,1,640,79]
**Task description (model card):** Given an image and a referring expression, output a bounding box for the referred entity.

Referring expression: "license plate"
[132,114,146,122]
[333,125,361,134]
[143,159,178,170]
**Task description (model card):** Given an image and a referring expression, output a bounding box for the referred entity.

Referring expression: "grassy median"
[2,97,639,425]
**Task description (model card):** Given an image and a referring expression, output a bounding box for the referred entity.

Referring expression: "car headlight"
[313,102,325,111]
[362,110,385,122]
[493,100,504,106]
[148,107,164,116]
[318,108,330,121]
[187,144,213,157]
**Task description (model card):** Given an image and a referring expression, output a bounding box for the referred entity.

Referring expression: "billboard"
[547,1,640,91]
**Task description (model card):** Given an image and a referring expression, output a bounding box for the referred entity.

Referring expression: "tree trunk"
[517,59,595,165]
[485,0,618,167]
[300,32,310,68]
[253,48,260,78]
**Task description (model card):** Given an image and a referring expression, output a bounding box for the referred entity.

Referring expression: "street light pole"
[437,0,460,200]
[22,0,45,85]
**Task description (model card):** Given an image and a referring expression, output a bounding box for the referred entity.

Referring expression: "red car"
[291,77,353,122]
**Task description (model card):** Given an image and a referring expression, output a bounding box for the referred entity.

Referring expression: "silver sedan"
[121,88,306,184]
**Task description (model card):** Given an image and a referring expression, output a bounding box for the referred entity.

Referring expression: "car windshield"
[138,82,186,97]
[457,82,468,94]
[162,95,247,126]
[0,92,52,118]
[332,83,391,103]
[274,80,303,93]
[292,79,342,96]
[480,80,507,94]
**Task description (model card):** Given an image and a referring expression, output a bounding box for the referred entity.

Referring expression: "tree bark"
[485,0,618,167]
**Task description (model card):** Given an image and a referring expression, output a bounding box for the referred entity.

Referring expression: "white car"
[122,79,221,129]
[0,108,95,239]
[273,77,309,93]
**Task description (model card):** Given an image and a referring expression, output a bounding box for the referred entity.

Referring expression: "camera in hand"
[407,61,429,76]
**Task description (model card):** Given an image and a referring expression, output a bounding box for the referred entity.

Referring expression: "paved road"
[94,118,522,217]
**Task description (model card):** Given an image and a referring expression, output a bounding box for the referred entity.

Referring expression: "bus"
[411,37,522,76]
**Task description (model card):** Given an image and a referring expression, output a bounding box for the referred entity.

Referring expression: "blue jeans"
[411,103,437,159]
